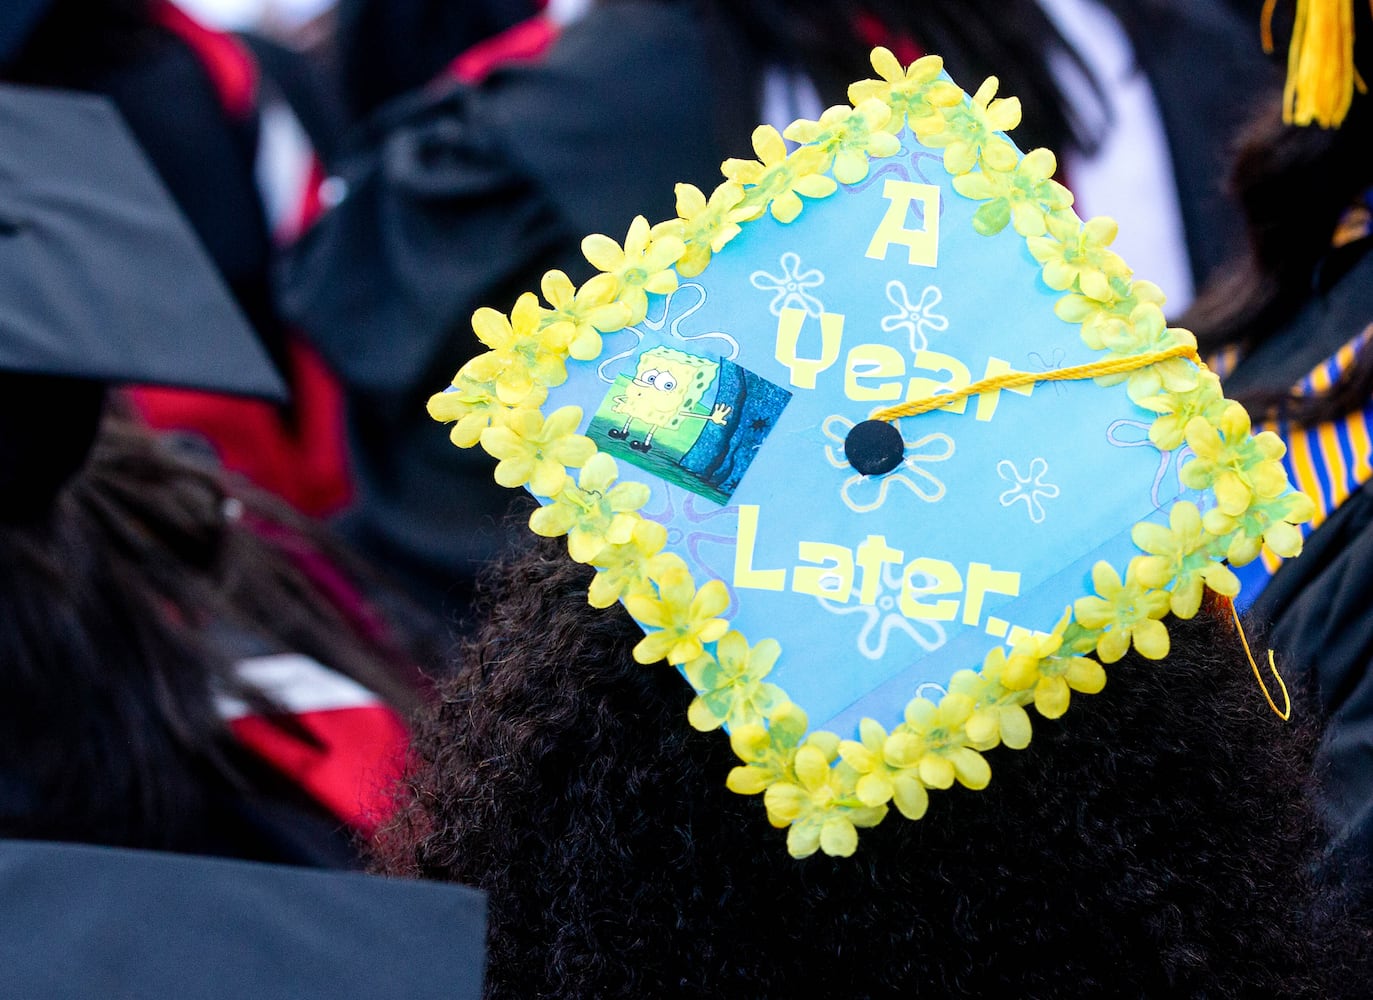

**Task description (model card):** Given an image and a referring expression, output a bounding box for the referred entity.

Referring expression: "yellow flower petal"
[727,765,770,796]
[918,756,955,789]
[1035,675,1070,718]
[892,775,929,820]
[1132,618,1171,660]
[819,817,859,857]
[999,706,1033,749]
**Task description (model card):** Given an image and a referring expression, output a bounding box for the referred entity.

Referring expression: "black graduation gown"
[1228,244,1373,863]
[281,4,756,620]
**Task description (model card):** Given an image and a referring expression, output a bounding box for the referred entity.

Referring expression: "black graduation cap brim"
[0,0,50,65]
[0,84,287,401]
[0,840,486,1000]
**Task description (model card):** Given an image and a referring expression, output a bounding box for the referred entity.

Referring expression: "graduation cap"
[0,83,286,517]
[427,50,1314,858]
[0,83,284,396]
[0,839,485,1000]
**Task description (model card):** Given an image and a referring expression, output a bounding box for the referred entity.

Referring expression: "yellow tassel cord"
[1262,0,1368,128]
[871,343,1200,422]
[1227,597,1293,721]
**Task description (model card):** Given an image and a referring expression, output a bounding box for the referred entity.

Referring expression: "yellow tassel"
[1263,0,1364,128]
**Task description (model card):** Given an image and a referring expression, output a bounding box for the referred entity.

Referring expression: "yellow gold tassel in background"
[1262,0,1368,128]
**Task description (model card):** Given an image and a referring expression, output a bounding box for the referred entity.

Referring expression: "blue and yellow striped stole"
[1214,326,1373,607]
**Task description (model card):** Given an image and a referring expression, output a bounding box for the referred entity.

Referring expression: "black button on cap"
[844,419,905,476]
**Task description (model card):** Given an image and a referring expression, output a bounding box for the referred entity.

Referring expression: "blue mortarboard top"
[428,51,1315,859]
[0,839,485,1000]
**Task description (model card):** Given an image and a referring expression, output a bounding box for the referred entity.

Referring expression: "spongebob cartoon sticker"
[589,345,791,505]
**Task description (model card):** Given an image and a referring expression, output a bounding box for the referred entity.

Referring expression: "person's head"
[400,28,1365,993]
[376,538,1367,997]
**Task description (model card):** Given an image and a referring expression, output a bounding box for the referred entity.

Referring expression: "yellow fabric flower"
[478,404,594,497]
[1134,368,1227,451]
[951,147,1072,237]
[1001,612,1106,719]
[651,182,746,278]
[783,99,901,184]
[580,216,685,325]
[1132,502,1240,618]
[1028,213,1132,302]
[763,739,886,858]
[727,701,810,795]
[1203,489,1317,567]
[1090,304,1199,403]
[848,49,963,133]
[586,518,670,608]
[624,556,730,665]
[884,693,991,792]
[528,452,650,562]
[537,269,633,362]
[684,631,785,732]
[464,293,570,403]
[723,126,837,224]
[731,707,886,860]
[1055,277,1167,351]
[838,718,933,820]
[919,76,1022,175]
[427,373,547,448]
[1073,561,1171,664]
[1180,403,1291,518]
[951,652,1034,751]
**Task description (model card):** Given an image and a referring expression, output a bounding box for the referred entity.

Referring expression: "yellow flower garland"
[430,49,1315,859]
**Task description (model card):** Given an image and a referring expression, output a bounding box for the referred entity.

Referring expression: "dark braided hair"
[376,536,1371,997]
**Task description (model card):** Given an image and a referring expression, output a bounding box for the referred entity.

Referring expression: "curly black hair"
[376,537,1371,997]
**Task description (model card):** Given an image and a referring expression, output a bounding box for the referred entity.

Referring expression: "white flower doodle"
[880,280,948,352]
[750,251,825,317]
[816,561,949,661]
[823,415,955,513]
[597,282,739,383]
[638,487,742,617]
[1107,419,1199,511]
[997,457,1060,524]
[1027,347,1068,395]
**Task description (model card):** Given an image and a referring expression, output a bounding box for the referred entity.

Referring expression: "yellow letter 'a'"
[865,180,941,268]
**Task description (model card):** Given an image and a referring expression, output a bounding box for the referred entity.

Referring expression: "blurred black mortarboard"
[0,0,50,66]
[0,83,285,397]
[0,83,286,517]
[0,839,486,1000]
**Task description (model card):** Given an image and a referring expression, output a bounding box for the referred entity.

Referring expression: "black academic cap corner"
[0,839,486,1000]
[0,0,50,65]
[0,84,287,401]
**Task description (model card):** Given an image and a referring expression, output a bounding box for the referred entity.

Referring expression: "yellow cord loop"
[1228,598,1293,722]
[872,343,1201,423]
[1262,0,1368,129]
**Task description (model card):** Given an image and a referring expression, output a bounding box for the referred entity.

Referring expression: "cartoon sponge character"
[609,346,731,453]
